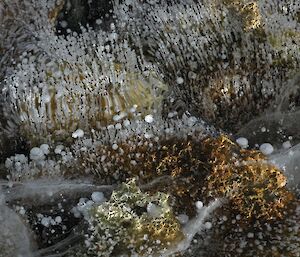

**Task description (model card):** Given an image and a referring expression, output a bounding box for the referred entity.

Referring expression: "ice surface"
[0,195,34,257]
[158,199,222,257]
[270,143,300,188]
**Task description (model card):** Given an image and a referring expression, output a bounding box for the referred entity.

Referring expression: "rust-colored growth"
[78,134,292,220]
[78,137,210,216]
[203,135,293,220]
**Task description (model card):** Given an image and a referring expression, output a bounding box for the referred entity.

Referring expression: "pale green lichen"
[87,179,183,257]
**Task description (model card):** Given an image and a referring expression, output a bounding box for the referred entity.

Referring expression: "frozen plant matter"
[4,114,216,182]
[0,0,300,257]
[114,0,300,130]
[1,0,166,148]
[2,38,166,146]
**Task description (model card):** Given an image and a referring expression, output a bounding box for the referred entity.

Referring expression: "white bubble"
[72,129,84,138]
[176,77,184,84]
[40,144,50,155]
[260,143,274,155]
[54,145,64,154]
[282,141,292,149]
[195,201,204,210]
[145,114,154,123]
[144,132,152,139]
[204,222,212,230]
[14,154,27,163]
[19,207,26,215]
[30,147,45,161]
[236,137,248,148]
[177,214,189,224]
[113,114,121,122]
[55,216,62,224]
[91,192,105,203]
[115,123,122,130]
[123,119,130,127]
[147,203,161,218]
[187,116,197,127]
[247,232,254,238]
[5,158,13,168]
[41,217,50,227]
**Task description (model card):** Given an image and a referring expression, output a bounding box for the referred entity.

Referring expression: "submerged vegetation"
[0,0,299,257]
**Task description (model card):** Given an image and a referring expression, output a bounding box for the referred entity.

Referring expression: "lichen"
[72,125,293,220]
[87,179,183,257]
[203,135,294,220]
[0,1,299,256]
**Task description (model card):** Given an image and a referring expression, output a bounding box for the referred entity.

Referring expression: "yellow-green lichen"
[87,179,183,257]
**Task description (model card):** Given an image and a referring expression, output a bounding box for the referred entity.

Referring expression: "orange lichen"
[203,135,293,220]
[77,134,293,220]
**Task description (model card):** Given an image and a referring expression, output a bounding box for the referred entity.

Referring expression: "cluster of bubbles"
[0,0,299,257]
